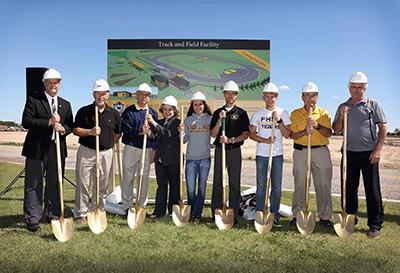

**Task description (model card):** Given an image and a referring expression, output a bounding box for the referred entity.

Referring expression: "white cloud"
[332,96,341,99]
[279,85,290,92]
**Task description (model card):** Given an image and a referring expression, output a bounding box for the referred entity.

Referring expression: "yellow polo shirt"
[290,106,331,146]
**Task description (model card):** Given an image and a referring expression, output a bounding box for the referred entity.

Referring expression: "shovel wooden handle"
[264,120,276,211]
[221,118,227,210]
[179,106,184,205]
[55,130,64,219]
[136,109,149,209]
[342,111,347,212]
[305,107,313,211]
[95,106,100,211]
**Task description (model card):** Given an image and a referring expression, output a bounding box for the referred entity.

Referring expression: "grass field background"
[1,162,399,272]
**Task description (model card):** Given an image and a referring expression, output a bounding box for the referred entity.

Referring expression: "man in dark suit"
[21,68,73,232]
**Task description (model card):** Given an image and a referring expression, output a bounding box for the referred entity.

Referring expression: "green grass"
[0,142,23,146]
[1,162,400,272]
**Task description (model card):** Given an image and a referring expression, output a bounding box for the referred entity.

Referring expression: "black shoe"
[367,229,379,239]
[149,214,163,220]
[46,216,59,223]
[355,216,358,226]
[27,223,41,233]
[290,218,297,225]
[320,219,334,228]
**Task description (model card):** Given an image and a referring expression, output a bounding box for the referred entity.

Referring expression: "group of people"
[21,68,386,239]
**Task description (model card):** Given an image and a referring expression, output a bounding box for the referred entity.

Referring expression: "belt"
[216,145,240,151]
[293,143,326,150]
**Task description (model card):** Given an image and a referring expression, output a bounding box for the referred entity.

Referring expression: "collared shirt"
[45,92,58,140]
[333,96,387,151]
[74,102,121,150]
[121,103,158,149]
[210,105,250,149]
[290,106,331,146]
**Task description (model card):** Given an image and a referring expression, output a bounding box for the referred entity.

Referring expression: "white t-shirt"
[250,107,291,157]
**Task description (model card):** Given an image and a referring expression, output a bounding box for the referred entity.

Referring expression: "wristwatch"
[316,123,322,130]
[231,137,236,144]
[277,118,283,124]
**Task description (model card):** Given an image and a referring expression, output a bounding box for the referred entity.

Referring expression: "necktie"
[52,98,56,114]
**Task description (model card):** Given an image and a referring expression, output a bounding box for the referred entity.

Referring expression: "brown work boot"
[77,216,87,224]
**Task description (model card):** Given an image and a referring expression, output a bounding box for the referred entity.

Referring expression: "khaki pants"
[121,145,152,210]
[292,145,333,220]
[74,145,113,218]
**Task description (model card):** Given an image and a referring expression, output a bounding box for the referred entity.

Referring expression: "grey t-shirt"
[183,113,212,160]
[333,96,387,152]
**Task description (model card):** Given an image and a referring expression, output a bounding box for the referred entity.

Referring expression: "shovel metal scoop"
[255,120,276,234]
[215,118,235,230]
[127,109,148,229]
[296,107,316,235]
[334,111,355,237]
[51,130,74,242]
[87,106,107,234]
[172,106,191,227]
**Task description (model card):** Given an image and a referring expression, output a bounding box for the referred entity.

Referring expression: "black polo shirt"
[74,102,122,150]
[210,105,250,149]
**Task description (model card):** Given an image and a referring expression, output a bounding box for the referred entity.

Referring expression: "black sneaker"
[290,218,297,225]
[367,229,379,239]
[320,219,333,228]
[27,223,41,233]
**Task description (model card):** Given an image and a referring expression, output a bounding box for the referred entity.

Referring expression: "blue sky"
[0,0,399,131]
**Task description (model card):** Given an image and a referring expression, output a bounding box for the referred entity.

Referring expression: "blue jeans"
[256,155,283,219]
[185,157,211,218]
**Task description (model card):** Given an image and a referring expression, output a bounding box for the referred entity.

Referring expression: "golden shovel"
[127,109,148,229]
[334,111,355,237]
[172,106,191,227]
[215,118,235,230]
[296,107,316,235]
[87,106,107,234]
[255,120,276,234]
[51,130,74,242]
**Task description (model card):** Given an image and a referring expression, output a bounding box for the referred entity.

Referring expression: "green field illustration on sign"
[108,48,270,100]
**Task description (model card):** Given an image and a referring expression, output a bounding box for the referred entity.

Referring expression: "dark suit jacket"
[21,92,73,160]
[150,117,180,166]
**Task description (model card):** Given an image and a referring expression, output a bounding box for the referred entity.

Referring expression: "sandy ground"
[1,131,399,169]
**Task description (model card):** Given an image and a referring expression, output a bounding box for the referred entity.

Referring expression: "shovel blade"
[87,210,107,234]
[127,207,147,229]
[254,211,275,234]
[334,212,355,238]
[215,208,235,230]
[296,210,316,235]
[172,204,191,227]
[51,217,74,242]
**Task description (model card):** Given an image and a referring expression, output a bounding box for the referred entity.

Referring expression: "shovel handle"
[179,106,184,204]
[55,130,64,219]
[264,120,276,210]
[305,107,313,210]
[221,118,227,209]
[95,106,100,211]
[136,109,148,208]
[342,111,348,212]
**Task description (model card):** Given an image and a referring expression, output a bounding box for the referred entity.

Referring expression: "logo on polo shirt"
[231,114,239,120]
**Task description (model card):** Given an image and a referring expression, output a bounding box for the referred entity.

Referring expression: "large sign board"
[107,39,270,115]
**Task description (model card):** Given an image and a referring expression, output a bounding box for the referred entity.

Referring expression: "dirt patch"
[1,132,399,169]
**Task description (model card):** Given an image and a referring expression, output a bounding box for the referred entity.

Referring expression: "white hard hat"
[42,68,62,82]
[302,82,319,93]
[191,92,207,102]
[93,79,110,92]
[136,83,152,94]
[349,71,368,83]
[223,80,239,92]
[162,95,178,108]
[262,83,279,94]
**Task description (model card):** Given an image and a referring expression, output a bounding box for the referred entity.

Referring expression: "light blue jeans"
[185,157,211,218]
[256,155,283,219]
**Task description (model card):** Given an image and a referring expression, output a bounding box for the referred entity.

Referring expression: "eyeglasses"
[302,94,318,98]
[350,86,365,91]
